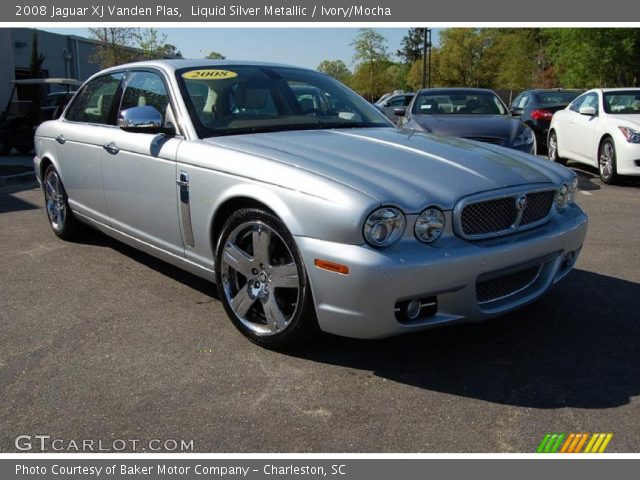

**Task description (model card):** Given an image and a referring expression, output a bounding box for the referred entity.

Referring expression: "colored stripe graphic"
[537,433,613,453]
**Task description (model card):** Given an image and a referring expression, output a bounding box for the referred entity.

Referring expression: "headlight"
[415,208,445,243]
[619,126,640,143]
[513,127,534,147]
[363,207,406,247]
[557,177,578,211]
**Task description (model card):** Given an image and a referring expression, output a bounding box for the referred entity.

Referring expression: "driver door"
[100,69,185,257]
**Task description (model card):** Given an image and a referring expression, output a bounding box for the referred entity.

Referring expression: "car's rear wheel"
[215,208,319,349]
[598,138,619,185]
[43,165,81,239]
[547,131,566,165]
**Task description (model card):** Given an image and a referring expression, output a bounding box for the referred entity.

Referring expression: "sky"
[40,28,440,69]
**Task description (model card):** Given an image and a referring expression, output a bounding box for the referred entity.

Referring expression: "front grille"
[461,197,518,235]
[476,265,541,304]
[521,190,556,225]
[463,136,504,146]
[459,188,556,238]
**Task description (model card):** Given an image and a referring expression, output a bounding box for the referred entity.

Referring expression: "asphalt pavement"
[0,164,639,453]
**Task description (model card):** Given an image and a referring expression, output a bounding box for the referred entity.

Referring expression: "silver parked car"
[34,60,588,349]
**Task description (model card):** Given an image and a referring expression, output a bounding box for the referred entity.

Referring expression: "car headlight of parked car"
[513,127,534,147]
[414,208,445,243]
[619,126,640,143]
[557,176,578,211]
[363,207,406,247]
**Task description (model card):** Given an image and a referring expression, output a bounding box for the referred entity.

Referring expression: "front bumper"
[295,204,587,339]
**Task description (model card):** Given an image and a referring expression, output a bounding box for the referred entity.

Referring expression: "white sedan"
[548,88,640,184]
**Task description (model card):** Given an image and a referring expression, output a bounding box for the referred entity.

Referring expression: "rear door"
[55,72,124,224]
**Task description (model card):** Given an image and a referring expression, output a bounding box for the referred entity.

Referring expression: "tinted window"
[120,71,170,119]
[534,91,582,105]
[65,73,124,124]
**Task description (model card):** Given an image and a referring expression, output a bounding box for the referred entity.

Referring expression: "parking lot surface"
[1,165,639,452]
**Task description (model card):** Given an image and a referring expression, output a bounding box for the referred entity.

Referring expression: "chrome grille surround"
[453,184,558,240]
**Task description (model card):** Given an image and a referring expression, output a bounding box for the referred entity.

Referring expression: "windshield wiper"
[209,121,385,137]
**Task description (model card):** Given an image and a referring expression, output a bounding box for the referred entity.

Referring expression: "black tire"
[42,164,82,240]
[214,208,319,349]
[598,138,619,185]
[547,131,566,165]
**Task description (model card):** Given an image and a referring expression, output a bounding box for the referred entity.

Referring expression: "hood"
[411,114,525,145]
[205,127,571,212]
[605,113,640,126]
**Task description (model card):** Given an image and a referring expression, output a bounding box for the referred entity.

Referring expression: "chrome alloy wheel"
[548,133,558,161]
[44,168,66,232]
[599,141,614,181]
[220,221,301,336]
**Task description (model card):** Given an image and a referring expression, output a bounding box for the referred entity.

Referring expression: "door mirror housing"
[118,106,175,135]
[393,107,407,117]
[510,107,524,117]
[578,105,597,116]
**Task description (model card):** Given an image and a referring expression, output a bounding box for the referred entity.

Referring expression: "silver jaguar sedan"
[34,60,588,349]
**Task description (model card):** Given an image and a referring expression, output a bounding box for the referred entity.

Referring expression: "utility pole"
[421,28,432,89]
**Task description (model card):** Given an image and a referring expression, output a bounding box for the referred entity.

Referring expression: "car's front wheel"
[547,131,566,165]
[598,138,619,185]
[215,208,319,349]
[43,164,81,239]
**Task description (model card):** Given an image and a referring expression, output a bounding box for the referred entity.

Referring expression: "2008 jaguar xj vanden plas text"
[33,60,588,349]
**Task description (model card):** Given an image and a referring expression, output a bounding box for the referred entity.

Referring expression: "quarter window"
[119,71,170,120]
[65,73,124,125]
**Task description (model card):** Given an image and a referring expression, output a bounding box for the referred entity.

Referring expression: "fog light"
[406,299,421,319]
[563,251,575,267]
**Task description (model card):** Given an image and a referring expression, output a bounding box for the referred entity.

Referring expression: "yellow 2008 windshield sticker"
[182,69,238,80]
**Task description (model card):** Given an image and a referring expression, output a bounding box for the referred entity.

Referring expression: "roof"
[99,59,312,75]
[12,78,82,86]
[417,87,496,94]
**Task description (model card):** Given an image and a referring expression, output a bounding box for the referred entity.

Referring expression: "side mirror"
[393,107,406,117]
[579,105,597,116]
[118,106,174,135]
[510,107,523,117]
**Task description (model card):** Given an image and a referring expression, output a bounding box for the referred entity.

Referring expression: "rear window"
[534,91,582,105]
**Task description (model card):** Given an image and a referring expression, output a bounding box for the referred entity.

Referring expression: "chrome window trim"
[453,183,558,241]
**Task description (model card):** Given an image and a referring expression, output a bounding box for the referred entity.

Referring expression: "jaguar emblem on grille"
[516,194,528,211]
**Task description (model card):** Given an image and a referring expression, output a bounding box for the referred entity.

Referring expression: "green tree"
[436,29,497,88]
[397,28,425,64]
[488,29,539,103]
[544,28,640,87]
[88,28,138,68]
[317,60,352,84]
[350,28,390,101]
[204,51,226,60]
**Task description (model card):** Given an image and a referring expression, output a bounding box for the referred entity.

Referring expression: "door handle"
[55,135,66,145]
[176,171,189,187]
[102,142,119,155]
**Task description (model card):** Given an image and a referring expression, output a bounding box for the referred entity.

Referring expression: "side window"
[65,73,124,125]
[570,94,586,112]
[388,96,406,107]
[403,95,414,107]
[582,93,599,113]
[520,95,530,108]
[120,71,170,120]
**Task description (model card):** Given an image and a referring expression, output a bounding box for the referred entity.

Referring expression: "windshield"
[534,91,582,105]
[412,90,507,115]
[603,90,640,114]
[176,65,391,137]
